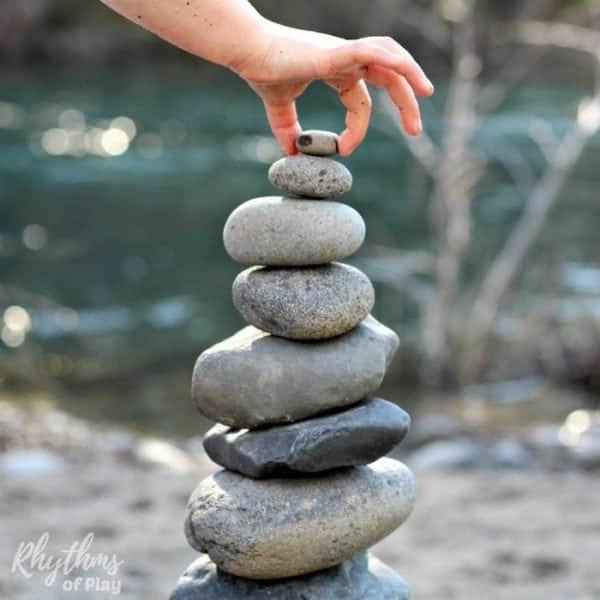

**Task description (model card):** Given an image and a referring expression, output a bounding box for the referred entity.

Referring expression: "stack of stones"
[171,131,416,600]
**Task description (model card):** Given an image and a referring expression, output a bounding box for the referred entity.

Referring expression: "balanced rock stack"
[171,131,416,599]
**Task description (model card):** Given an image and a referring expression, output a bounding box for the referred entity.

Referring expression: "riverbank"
[1,399,599,599]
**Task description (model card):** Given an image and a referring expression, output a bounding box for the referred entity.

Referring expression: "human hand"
[233,22,435,156]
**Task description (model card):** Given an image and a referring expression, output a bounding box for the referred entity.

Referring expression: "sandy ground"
[1,411,599,599]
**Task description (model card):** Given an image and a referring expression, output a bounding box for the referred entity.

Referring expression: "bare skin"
[100,0,434,155]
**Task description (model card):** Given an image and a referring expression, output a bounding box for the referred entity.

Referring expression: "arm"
[100,0,434,155]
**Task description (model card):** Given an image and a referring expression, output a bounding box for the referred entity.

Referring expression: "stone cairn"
[171,131,416,599]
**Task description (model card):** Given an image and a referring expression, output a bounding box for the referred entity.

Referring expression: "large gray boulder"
[223,196,365,266]
[203,398,410,478]
[192,315,399,428]
[184,458,416,580]
[232,263,374,340]
[170,552,410,599]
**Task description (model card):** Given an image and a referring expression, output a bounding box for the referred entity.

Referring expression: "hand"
[233,22,435,156]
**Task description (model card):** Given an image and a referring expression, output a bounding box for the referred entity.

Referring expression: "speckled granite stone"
[268,155,352,198]
[232,263,374,340]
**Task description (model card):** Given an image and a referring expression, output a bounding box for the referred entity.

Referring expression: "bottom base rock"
[170,552,409,600]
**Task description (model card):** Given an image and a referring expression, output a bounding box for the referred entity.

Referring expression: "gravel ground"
[1,404,599,599]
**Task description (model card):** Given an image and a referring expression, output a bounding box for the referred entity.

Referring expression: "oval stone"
[192,315,399,429]
[295,130,339,156]
[268,155,352,198]
[232,263,374,340]
[184,458,416,580]
[203,398,411,478]
[223,197,365,266]
[170,553,409,600]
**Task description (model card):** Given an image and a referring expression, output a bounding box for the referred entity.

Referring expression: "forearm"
[100,0,267,70]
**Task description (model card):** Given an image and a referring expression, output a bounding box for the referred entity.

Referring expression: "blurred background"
[1,1,600,599]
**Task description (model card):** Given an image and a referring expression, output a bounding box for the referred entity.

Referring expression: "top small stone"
[296,130,339,156]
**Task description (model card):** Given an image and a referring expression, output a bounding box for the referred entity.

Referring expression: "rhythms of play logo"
[12,532,124,595]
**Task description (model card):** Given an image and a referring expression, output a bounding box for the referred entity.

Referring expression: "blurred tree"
[373,0,600,385]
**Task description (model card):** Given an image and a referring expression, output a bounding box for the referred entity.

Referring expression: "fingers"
[366,37,434,98]
[263,101,302,155]
[366,64,421,135]
[323,39,434,98]
[334,80,372,156]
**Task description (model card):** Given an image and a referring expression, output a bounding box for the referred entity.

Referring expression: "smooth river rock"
[268,155,352,198]
[223,196,365,266]
[295,130,339,156]
[232,263,374,340]
[184,458,416,579]
[170,552,410,600]
[203,398,411,478]
[192,315,399,428]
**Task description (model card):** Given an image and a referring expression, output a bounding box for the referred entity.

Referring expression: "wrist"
[227,16,278,77]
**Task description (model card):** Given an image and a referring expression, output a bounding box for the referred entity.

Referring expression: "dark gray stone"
[268,155,352,198]
[203,398,410,478]
[192,315,399,429]
[223,196,365,266]
[184,458,415,579]
[170,553,410,600]
[232,263,374,340]
[295,130,339,156]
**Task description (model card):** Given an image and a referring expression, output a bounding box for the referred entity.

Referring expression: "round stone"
[223,196,365,266]
[192,315,399,428]
[170,552,410,600]
[232,263,374,340]
[203,398,411,478]
[184,458,416,580]
[295,130,339,156]
[268,155,352,198]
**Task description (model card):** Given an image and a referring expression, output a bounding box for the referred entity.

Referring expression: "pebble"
[407,438,481,472]
[232,263,374,340]
[203,398,410,478]
[268,155,352,198]
[223,196,365,266]
[0,449,65,479]
[295,130,339,156]
[489,438,532,469]
[184,458,415,579]
[192,315,399,428]
[170,552,409,600]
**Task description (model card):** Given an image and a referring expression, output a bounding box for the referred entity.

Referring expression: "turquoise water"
[1,66,599,406]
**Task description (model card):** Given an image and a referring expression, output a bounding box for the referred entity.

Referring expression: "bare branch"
[464,92,600,381]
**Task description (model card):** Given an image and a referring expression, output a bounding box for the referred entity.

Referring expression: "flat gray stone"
[295,130,339,156]
[223,196,365,266]
[268,155,352,198]
[170,552,410,599]
[184,458,415,579]
[192,315,399,428]
[203,398,410,478]
[232,263,374,340]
